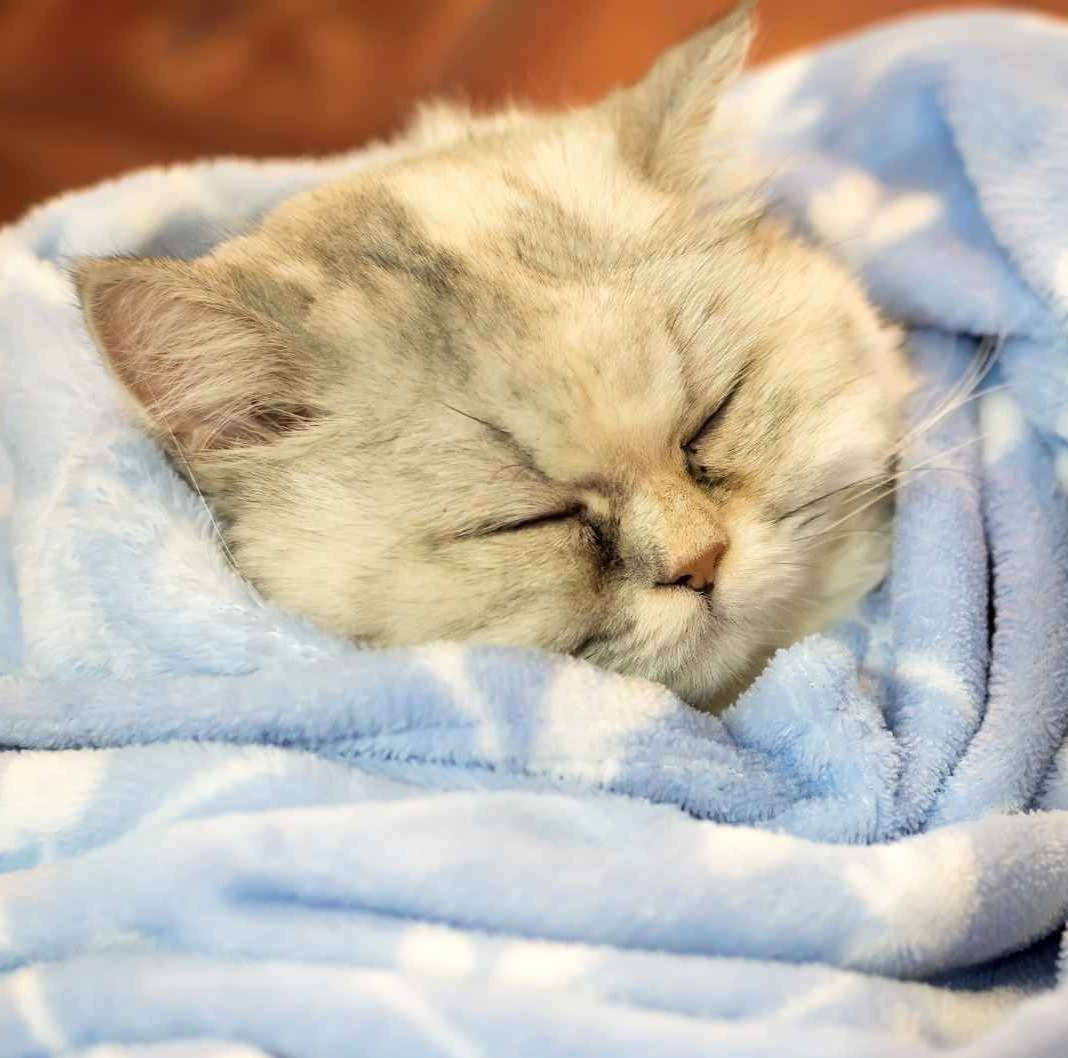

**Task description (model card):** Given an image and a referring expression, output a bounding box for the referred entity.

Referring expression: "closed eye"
[684,373,745,450]
[459,506,583,539]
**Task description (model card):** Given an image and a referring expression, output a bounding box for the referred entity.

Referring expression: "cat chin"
[623,642,775,714]
[588,615,774,714]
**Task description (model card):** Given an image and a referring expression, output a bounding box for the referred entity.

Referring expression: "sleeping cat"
[75,4,911,710]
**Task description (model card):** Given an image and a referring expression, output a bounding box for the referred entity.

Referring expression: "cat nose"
[662,536,729,592]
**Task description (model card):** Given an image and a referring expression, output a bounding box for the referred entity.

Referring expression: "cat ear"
[76,257,309,454]
[607,1,753,190]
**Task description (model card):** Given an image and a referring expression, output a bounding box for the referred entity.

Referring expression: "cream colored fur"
[76,5,912,710]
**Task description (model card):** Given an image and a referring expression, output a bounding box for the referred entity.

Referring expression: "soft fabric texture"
[2,8,1068,1056]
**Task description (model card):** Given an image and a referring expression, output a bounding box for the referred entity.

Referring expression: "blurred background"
[3,1,1066,223]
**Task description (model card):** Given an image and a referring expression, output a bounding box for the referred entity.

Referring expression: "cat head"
[76,5,910,709]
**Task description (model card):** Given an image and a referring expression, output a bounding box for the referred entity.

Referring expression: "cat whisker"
[891,335,1004,455]
[796,474,896,532]
[796,526,887,546]
[893,436,983,478]
[777,473,889,523]
[806,483,898,539]
[791,432,984,546]
[892,384,1005,458]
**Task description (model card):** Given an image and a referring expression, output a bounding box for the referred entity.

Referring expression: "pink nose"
[664,537,729,592]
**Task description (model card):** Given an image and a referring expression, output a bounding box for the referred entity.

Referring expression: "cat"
[75,4,911,711]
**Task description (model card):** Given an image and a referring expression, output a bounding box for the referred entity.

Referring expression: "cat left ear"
[75,256,309,456]
[607,1,753,191]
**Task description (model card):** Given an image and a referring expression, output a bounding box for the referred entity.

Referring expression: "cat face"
[76,6,911,708]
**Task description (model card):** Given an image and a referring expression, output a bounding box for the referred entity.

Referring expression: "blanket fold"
[2,9,1068,1056]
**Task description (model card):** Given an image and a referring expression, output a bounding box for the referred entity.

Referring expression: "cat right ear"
[76,257,306,455]
[606,1,754,192]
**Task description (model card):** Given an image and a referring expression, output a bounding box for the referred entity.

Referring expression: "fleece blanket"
[2,9,1068,1056]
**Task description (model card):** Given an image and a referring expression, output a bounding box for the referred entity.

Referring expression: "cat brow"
[439,401,542,472]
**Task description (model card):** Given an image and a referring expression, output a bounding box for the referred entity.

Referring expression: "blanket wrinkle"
[2,9,1068,1056]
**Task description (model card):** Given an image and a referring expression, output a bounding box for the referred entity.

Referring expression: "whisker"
[892,335,1004,454]
[796,526,888,546]
[795,473,896,531]
[893,384,1006,457]
[809,483,898,538]
[894,436,982,477]
[777,473,888,523]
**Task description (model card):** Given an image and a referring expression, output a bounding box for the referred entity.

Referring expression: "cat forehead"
[384,130,671,253]
[221,170,737,382]
[252,162,673,292]
[226,181,857,416]
[246,101,735,285]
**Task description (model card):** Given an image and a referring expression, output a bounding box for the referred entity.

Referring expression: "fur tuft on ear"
[608,1,754,191]
[76,257,312,455]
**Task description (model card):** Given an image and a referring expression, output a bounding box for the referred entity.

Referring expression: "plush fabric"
[1,10,1068,1056]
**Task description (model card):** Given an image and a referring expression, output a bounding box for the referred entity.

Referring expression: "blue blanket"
[2,9,1068,1056]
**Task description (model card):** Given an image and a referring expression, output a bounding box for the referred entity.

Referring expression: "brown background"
[2,1,1066,224]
